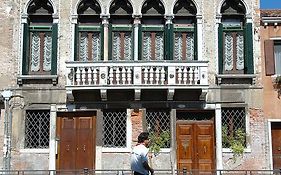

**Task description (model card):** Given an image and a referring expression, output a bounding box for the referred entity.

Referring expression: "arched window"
[109,0,133,61]
[22,0,57,75]
[140,0,165,61]
[75,0,102,62]
[173,0,197,61]
[218,0,253,74]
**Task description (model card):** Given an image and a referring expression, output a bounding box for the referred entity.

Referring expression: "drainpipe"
[1,90,24,171]
[2,90,12,171]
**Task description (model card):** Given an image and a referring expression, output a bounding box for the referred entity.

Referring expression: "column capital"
[101,14,110,25]
[165,15,174,24]
[133,15,142,25]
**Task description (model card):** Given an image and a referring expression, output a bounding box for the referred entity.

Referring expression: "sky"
[260,0,281,9]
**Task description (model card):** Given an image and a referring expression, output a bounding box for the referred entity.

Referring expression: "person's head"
[137,132,150,147]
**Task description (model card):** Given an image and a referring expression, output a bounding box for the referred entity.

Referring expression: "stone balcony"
[65,61,209,92]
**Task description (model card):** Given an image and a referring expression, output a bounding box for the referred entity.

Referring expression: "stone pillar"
[197,15,203,60]
[215,104,223,172]
[49,104,57,174]
[133,15,141,61]
[102,16,109,61]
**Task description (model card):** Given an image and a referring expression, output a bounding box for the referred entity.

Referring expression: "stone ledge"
[216,74,256,85]
[17,75,58,86]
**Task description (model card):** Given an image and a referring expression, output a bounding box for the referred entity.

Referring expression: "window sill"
[102,147,132,153]
[19,149,49,153]
[216,74,256,85]
[17,75,58,86]
[222,148,251,153]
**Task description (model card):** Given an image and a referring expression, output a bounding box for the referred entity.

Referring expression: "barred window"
[24,110,50,149]
[102,110,127,148]
[222,108,246,148]
[145,110,171,148]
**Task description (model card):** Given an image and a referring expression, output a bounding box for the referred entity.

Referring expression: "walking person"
[131,132,154,175]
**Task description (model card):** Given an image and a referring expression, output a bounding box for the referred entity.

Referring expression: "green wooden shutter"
[74,24,78,61]
[218,23,223,74]
[245,23,254,74]
[165,23,173,60]
[51,23,58,75]
[100,24,104,61]
[169,24,174,60]
[22,23,29,75]
[138,25,142,60]
[194,24,197,60]
[164,24,168,60]
[108,24,112,60]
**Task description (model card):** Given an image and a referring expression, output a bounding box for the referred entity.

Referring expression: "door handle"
[83,145,86,152]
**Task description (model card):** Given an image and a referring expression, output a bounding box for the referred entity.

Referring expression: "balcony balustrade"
[65,61,208,90]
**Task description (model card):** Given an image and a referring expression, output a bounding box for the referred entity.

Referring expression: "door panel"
[196,124,214,171]
[176,121,214,172]
[271,122,281,169]
[57,115,96,171]
[177,124,194,170]
[59,118,76,169]
[76,117,93,169]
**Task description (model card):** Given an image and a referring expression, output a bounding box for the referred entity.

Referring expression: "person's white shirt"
[131,144,149,175]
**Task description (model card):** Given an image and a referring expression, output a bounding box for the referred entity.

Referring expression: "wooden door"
[176,120,215,173]
[271,122,281,169]
[57,114,96,171]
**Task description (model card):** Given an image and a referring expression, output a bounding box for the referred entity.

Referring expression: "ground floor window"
[221,107,246,148]
[24,110,50,149]
[102,110,127,148]
[145,109,171,148]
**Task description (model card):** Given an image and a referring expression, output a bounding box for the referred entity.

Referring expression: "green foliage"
[148,131,170,156]
[274,76,281,99]
[222,125,246,161]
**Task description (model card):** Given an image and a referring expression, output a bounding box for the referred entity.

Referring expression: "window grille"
[102,110,127,148]
[24,110,50,149]
[145,110,170,148]
[221,108,246,148]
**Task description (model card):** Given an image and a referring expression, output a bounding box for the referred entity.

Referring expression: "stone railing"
[65,61,208,90]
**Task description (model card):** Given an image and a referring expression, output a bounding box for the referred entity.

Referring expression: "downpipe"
[2,90,12,172]
[1,90,23,172]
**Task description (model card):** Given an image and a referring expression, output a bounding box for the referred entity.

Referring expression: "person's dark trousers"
[133,171,144,175]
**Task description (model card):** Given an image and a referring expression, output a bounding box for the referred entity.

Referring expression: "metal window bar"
[221,108,246,148]
[102,110,127,148]
[24,110,50,149]
[145,110,171,148]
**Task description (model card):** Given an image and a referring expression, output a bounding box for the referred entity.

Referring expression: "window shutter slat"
[51,23,58,75]
[74,24,78,61]
[22,23,29,75]
[264,40,275,76]
[218,23,223,74]
[245,23,254,74]
[138,25,142,60]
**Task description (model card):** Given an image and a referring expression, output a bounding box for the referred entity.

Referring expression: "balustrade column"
[133,16,141,61]
[102,16,109,61]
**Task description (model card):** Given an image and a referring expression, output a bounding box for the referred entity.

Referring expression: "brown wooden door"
[176,120,215,172]
[271,122,281,169]
[57,115,96,171]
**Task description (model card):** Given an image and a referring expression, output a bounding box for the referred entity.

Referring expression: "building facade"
[260,9,281,170]
[0,0,272,172]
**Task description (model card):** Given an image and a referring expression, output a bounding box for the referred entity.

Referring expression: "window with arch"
[140,0,165,61]
[173,0,197,61]
[75,0,102,62]
[109,0,133,61]
[22,0,57,75]
[218,0,253,74]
